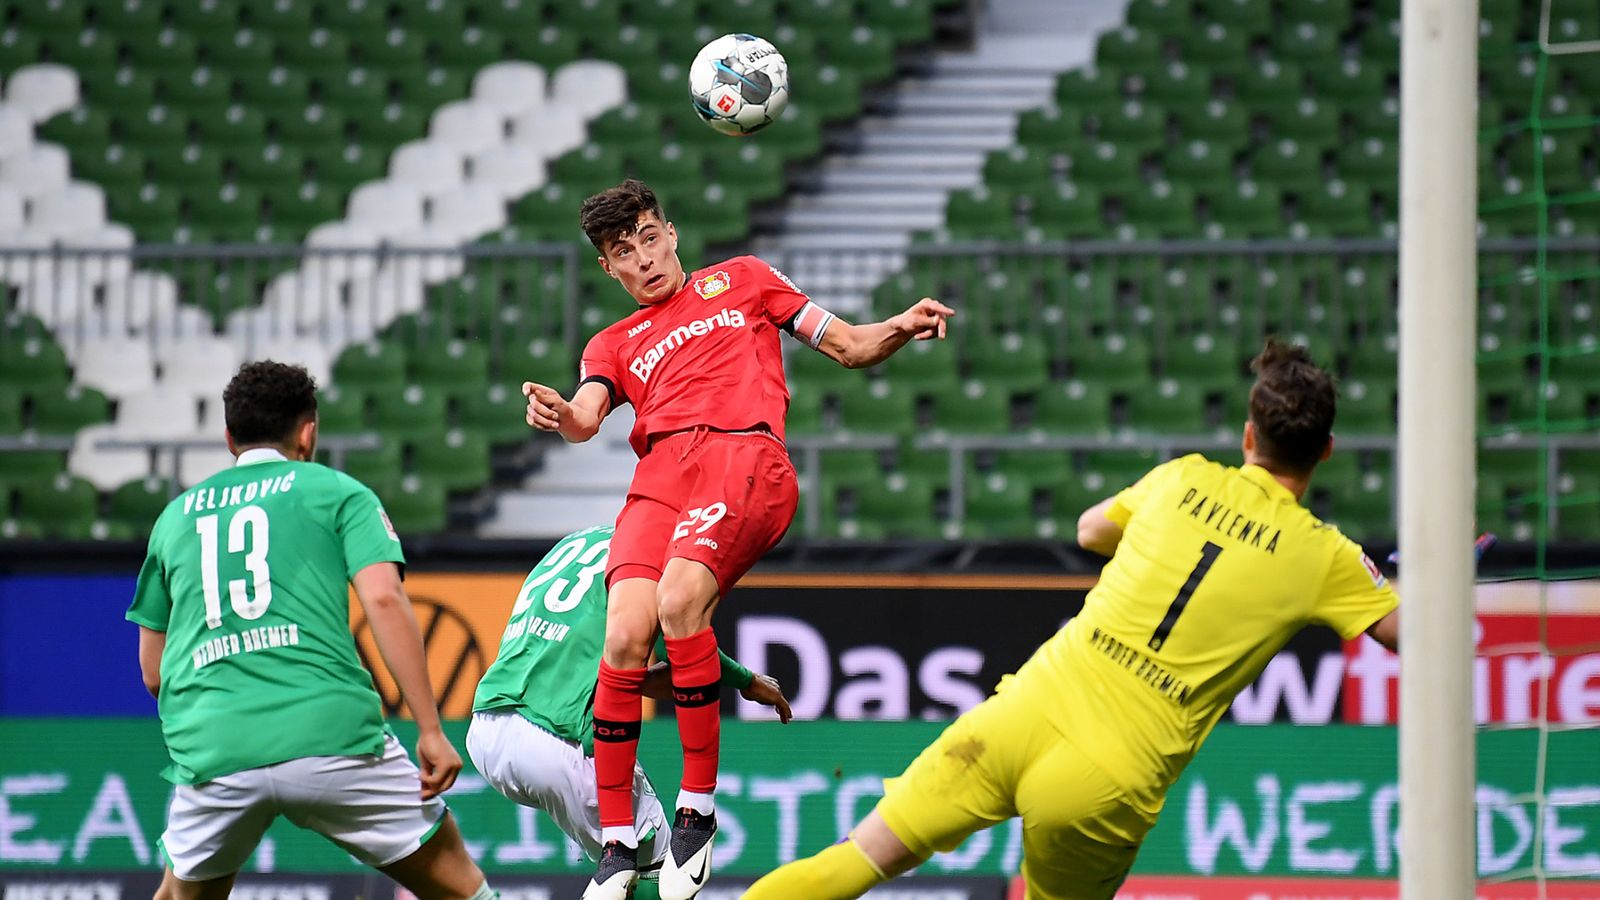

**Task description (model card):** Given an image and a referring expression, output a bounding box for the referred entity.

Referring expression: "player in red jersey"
[522,179,953,900]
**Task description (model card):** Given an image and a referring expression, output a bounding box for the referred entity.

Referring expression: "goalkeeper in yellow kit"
[744,339,1403,900]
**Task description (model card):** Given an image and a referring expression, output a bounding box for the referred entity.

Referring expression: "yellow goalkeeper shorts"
[875,674,1160,900]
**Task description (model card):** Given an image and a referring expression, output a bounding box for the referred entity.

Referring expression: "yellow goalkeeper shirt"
[1027,453,1399,798]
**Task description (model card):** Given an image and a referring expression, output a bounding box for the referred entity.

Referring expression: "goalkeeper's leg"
[742,812,917,900]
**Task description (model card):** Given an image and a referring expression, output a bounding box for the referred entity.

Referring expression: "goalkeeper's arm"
[1366,610,1399,652]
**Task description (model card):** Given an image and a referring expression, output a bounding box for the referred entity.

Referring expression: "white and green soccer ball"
[689,33,790,136]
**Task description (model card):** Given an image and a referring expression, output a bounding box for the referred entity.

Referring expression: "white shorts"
[466,710,668,866]
[160,733,447,881]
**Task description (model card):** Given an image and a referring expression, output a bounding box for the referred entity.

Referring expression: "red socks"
[666,627,722,794]
[594,660,645,829]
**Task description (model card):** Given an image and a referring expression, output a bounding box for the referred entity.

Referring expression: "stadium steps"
[482,406,641,537]
[759,0,1128,315]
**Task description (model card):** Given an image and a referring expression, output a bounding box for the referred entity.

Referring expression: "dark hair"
[579,178,665,252]
[1247,338,1337,474]
[223,360,318,446]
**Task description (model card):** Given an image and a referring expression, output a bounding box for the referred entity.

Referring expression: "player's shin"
[741,838,888,900]
[595,661,647,845]
[665,628,721,813]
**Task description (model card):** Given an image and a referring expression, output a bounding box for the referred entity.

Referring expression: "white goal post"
[1398,0,1480,897]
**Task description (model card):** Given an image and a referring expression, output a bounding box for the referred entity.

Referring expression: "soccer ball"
[688,33,789,136]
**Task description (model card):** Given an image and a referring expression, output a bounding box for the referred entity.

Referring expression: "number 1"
[1149,541,1222,651]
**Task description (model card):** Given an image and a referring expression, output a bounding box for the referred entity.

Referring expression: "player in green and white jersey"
[467,525,791,900]
[127,361,493,900]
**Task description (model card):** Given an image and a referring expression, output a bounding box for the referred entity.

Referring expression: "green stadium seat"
[171,0,242,38]
[1140,61,1211,107]
[964,472,1036,539]
[1029,179,1104,238]
[1055,66,1121,107]
[73,143,144,193]
[316,386,368,435]
[786,388,826,436]
[1081,449,1160,491]
[1177,23,1250,72]
[1273,21,1340,61]
[1234,60,1305,119]
[414,429,491,492]
[189,184,264,232]
[39,104,111,148]
[1337,379,1396,433]
[1270,98,1341,145]
[1124,180,1199,236]
[212,28,281,74]
[1311,57,1390,105]
[928,381,1013,436]
[31,385,111,435]
[858,0,933,43]
[147,144,224,186]
[127,28,200,76]
[1065,141,1141,193]
[106,476,172,535]
[1165,332,1241,381]
[500,337,574,389]
[944,187,1016,239]
[46,26,118,69]
[90,0,165,34]
[1297,0,1353,26]
[376,476,448,534]
[854,474,940,539]
[156,67,230,115]
[837,381,916,435]
[1202,0,1269,26]
[339,441,403,487]
[883,338,961,398]
[1162,139,1233,191]
[456,382,533,448]
[0,334,70,393]
[983,146,1052,193]
[1127,0,1194,30]
[83,66,157,109]
[1251,139,1324,192]
[16,474,99,540]
[1067,334,1153,394]
[118,105,191,149]
[278,28,351,75]
[1172,98,1249,142]
[1125,378,1209,433]
[1016,105,1085,151]
[1030,379,1112,435]
[1208,180,1283,236]
[1336,136,1397,187]
[371,385,447,436]
[1089,99,1166,156]
[1302,179,1375,236]
[1097,26,1163,69]
[334,342,408,395]
[411,339,490,393]
[430,25,503,69]
[966,331,1051,396]
[275,103,348,147]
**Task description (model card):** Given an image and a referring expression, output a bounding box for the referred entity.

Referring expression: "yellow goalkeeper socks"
[741,837,887,900]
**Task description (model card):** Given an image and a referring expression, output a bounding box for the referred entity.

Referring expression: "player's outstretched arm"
[815,298,955,369]
[137,626,166,698]
[1366,609,1399,652]
[1076,497,1125,557]
[640,659,794,723]
[523,381,611,443]
[352,561,462,799]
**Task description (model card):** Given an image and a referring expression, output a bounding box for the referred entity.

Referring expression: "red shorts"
[607,430,798,597]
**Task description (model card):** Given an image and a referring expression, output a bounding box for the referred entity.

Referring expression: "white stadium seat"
[179,446,237,488]
[70,424,158,490]
[471,61,547,118]
[469,143,547,199]
[0,144,70,199]
[0,106,31,159]
[59,222,135,283]
[304,222,383,282]
[344,184,424,238]
[5,64,79,123]
[0,183,22,230]
[246,338,333,385]
[551,60,627,120]
[28,181,106,240]
[102,272,180,334]
[15,271,95,328]
[428,183,506,243]
[158,337,242,400]
[114,386,205,438]
[0,229,52,286]
[347,264,427,324]
[508,106,587,159]
[70,336,156,398]
[389,141,466,198]
[385,226,467,283]
[428,101,504,155]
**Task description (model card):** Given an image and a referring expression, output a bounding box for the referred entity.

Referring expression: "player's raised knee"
[656,581,716,636]
[602,615,655,668]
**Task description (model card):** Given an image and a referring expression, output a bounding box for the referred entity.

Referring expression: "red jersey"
[579,255,835,458]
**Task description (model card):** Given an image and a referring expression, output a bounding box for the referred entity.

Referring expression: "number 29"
[673,502,727,541]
